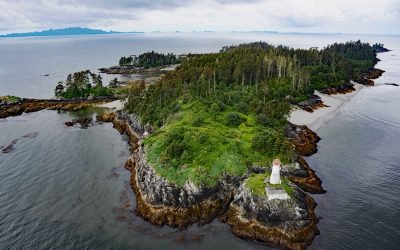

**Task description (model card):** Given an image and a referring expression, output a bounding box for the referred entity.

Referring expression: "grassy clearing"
[246,173,294,197]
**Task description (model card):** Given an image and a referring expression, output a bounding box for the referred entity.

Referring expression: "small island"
[99,51,182,74]
[0,40,388,250]
[54,70,126,99]
[97,41,386,249]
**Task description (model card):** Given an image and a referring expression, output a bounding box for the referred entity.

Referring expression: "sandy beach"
[288,83,366,131]
[96,100,125,110]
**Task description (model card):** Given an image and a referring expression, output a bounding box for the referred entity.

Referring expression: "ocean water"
[0,109,259,250]
[0,32,399,98]
[0,33,399,249]
[308,42,400,249]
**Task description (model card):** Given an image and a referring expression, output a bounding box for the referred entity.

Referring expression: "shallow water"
[0,33,400,249]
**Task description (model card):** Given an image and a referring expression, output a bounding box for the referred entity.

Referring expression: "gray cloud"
[283,17,319,28]
[72,0,191,10]
[0,0,399,34]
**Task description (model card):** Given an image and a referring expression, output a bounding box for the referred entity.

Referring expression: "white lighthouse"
[269,159,282,184]
[265,159,289,201]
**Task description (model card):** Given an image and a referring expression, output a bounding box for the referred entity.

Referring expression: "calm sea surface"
[0,33,399,249]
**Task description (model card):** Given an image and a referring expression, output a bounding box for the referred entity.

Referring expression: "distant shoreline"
[0,27,143,38]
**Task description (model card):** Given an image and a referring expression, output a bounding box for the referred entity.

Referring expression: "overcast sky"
[0,0,399,35]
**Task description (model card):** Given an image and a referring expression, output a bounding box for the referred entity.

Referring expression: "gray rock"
[232,181,312,226]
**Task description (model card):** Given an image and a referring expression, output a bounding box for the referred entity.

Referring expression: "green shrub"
[225,112,246,127]
[257,113,271,126]
[165,127,185,143]
[235,101,249,114]
[0,95,21,105]
[198,132,208,144]
[252,132,274,153]
[210,103,220,117]
[192,116,204,127]
[217,101,226,111]
[166,140,186,158]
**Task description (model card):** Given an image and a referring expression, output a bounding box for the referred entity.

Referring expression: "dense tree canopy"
[54,70,124,98]
[124,41,380,186]
[126,40,377,126]
[119,51,181,68]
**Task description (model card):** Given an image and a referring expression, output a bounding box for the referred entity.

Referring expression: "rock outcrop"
[355,68,385,86]
[297,94,327,112]
[320,82,356,95]
[365,68,385,80]
[287,157,325,194]
[285,122,320,156]
[284,123,324,193]
[222,182,318,250]
[0,97,117,119]
[100,111,322,249]
[99,66,162,74]
[99,64,177,75]
[129,151,238,229]
[100,111,240,229]
[65,117,93,128]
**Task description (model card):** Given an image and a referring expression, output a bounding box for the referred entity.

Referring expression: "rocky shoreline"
[0,97,117,119]
[319,82,356,95]
[284,123,325,194]
[297,94,327,113]
[355,68,385,86]
[222,184,318,250]
[98,111,323,249]
[98,64,178,75]
[297,68,384,112]
[0,89,325,249]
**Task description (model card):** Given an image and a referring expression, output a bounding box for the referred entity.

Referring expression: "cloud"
[0,0,399,34]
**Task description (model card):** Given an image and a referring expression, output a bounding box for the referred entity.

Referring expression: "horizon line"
[1,27,399,37]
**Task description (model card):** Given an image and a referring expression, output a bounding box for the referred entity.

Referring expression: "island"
[0,27,142,38]
[97,41,385,249]
[99,51,182,74]
[0,40,388,250]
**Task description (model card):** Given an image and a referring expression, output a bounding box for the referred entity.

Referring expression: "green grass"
[246,173,294,197]
[246,173,270,196]
[143,100,296,187]
[0,95,21,104]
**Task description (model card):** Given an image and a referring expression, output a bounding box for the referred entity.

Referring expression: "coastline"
[0,38,388,249]
[289,82,365,131]
[98,110,321,250]
[90,65,384,249]
[0,97,118,119]
[95,100,125,110]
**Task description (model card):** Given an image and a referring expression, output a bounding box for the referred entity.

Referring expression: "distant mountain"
[0,27,143,38]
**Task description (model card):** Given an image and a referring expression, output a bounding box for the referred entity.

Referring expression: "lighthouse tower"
[265,159,289,201]
[269,159,282,184]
